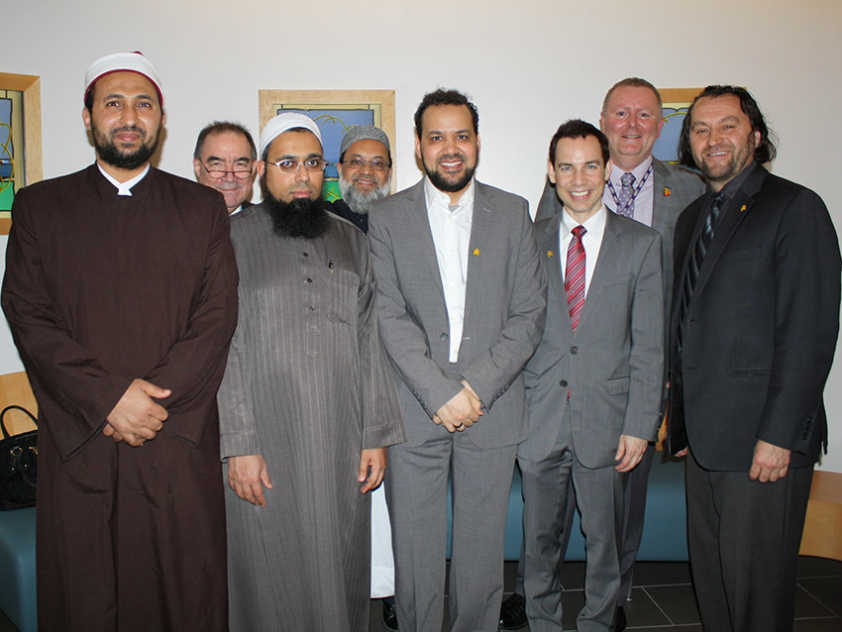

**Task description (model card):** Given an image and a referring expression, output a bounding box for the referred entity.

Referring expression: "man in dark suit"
[503,79,703,631]
[669,85,841,632]
[193,121,261,215]
[519,120,664,632]
[369,89,546,632]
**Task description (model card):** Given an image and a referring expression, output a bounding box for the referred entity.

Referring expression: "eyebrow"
[275,152,323,160]
[101,92,155,101]
[206,154,251,162]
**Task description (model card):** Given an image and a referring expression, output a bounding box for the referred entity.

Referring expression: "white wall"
[3,0,842,470]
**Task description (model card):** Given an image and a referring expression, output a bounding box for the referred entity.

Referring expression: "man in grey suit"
[505,79,703,631]
[519,120,663,632]
[368,89,546,632]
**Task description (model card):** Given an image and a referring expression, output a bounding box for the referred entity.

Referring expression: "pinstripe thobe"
[218,203,405,632]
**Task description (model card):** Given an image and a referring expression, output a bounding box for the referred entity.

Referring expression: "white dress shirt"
[559,205,607,299]
[97,163,150,196]
[604,155,654,227]
[425,177,475,363]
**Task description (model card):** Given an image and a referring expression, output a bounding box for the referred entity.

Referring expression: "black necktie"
[678,192,726,349]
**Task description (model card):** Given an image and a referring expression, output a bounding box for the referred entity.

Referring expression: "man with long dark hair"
[669,86,840,631]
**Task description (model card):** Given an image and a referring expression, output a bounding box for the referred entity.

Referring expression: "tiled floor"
[367,556,841,631]
[2,556,839,630]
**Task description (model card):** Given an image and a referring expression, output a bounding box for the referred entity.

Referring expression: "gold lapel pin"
[473,248,480,256]
[739,204,747,212]
[547,250,554,258]
[663,187,671,197]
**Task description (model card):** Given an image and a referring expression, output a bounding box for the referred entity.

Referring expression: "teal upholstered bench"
[0,507,37,632]
[447,455,688,562]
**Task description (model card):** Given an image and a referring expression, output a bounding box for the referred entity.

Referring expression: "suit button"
[440,332,448,341]
[559,380,568,387]
[570,346,578,355]
[306,278,313,284]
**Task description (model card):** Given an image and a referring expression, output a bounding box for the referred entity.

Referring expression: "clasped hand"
[104,378,171,446]
[433,380,483,433]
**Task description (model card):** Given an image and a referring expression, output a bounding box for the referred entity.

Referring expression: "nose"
[295,163,310,183]
[359,160,374,175]
[121,105,138,126]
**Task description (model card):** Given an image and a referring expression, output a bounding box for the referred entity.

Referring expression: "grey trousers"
[520,438,624,632]
[386,433,517,632]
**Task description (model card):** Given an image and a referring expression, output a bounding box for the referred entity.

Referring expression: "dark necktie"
[678,192,726,348]
[566,225,587,330]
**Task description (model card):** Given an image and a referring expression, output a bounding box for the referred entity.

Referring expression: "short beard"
[338,175,390,214]
[91,124,159,171]
[264,191,329,239]
[422,154,476,193]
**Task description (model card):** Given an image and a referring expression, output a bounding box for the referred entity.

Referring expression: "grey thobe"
[218,203,405,632]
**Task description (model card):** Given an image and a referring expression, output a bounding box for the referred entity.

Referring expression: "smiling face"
[688,94,760,191]
[194,130,261,213]
[263,130,324,204]
[600,85,663,171]
[415,104,480,203]
[548,134,611,223]
[82,71,165,179]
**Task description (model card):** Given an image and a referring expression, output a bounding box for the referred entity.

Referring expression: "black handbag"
[0,404,38,510]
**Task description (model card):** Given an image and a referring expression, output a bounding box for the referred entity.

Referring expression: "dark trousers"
[685,451,813,632]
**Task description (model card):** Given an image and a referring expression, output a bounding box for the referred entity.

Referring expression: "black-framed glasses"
[199,161,254,180]
[342,156,390,172]
[266,157,328,173]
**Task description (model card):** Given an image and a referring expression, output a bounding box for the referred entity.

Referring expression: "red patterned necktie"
[565,225,587,330]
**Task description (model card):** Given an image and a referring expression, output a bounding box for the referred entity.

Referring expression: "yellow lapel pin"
[663,187,671,197]
[472,248,480,256]
[547,250,554,258]
[739,204,747,212]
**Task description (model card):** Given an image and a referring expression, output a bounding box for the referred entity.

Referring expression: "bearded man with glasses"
[217,111,405,631]
[194,121,262,215]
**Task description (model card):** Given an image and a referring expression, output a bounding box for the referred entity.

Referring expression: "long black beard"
[264,193,329,239]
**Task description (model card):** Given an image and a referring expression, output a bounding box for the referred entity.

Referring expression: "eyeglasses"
[266,157,328,173]
[342,157,390,172]
[199,161,254,180]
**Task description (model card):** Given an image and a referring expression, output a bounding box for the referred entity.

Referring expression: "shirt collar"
[424,176,475,212]
[97,163,150,196]
[561,204,606,236]
[609,155,653,186]
[714,160,756,201]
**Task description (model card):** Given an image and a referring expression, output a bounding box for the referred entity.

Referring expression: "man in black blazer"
[669,85,841,632]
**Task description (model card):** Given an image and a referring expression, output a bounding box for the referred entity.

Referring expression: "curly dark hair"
[677,85,777,168]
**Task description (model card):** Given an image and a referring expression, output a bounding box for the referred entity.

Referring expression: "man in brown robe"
[1,52,238,631]
[217,112,404,631]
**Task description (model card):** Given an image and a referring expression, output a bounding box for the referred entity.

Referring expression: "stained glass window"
[0,88,25,211]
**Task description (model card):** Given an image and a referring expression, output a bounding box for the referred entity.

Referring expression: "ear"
[414,134,422,162]
[546,160,556,185]
[255,160,265,178]
[336,161,345,180]
[82,106,92,131]
[604,158,613,182]
[192,158,202,181]
[656,116,665,137]
[599,112,607,132]
[752,129,762,153]
[476,133,481,154]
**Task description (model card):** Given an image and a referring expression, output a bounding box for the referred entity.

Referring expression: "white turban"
[84,51,163,106]
[259,112,323,158]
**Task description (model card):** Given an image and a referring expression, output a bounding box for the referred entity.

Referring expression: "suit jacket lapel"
[575,211,623,336]
[404,180,448,308]
[693,166,766,297]
[463,182,494,334]
[537,215,573,339]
